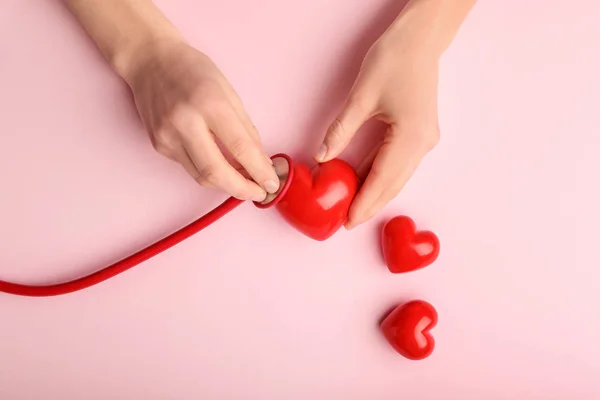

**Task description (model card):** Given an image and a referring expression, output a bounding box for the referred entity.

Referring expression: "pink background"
[1,0,599,398]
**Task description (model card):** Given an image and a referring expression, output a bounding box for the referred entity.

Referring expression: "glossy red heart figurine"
[381,215,440,273]
[380,300,438,360]
[275,158,359,241]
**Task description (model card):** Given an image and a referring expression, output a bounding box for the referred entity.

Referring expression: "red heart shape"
[381,216,440,273]
[275,158,359,241]
[380,300,438,360]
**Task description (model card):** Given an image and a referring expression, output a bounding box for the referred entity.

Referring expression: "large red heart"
[275,158,359,241]
[380,300,438,360]
[381,216,440,273]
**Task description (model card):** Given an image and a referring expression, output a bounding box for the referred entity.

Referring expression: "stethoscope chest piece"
[253,153,295,209]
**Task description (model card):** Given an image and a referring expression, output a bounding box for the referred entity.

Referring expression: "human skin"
[314,0,477,228]
[63,0,280,203]
[63,0,476,226]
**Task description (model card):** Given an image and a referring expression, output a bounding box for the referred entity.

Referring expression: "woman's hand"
[316,38,441,229]
[125,41,279,202]
[315,0,476,229]
[65,0,279,202]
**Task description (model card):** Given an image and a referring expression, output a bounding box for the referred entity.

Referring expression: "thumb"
[315,96,372,162]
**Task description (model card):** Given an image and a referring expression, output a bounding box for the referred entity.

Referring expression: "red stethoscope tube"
[0,154,294,297]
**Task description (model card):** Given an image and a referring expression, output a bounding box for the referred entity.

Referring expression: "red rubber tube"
[0,153,294,298]
[0,196,244,297]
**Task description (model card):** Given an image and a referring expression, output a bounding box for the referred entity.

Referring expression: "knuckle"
[152,131,177,159]
[327,118,347,144]
[153,142,170,157]
[167,103,194,130]
[421,126,440,150]
[201,101,231,122]
[228,137,253,159]
[196,165,220,186]
[194,176,213,188]
[191,81,226,110]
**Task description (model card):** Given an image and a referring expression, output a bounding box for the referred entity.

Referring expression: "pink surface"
[1,0,599,398]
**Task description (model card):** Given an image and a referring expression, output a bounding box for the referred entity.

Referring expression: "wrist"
[111,25,185,83]
[65,0,186,82]
[104,6,186,82]
[381,0,476,60]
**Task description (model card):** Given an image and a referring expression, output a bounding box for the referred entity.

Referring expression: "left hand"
[314,29,441,229]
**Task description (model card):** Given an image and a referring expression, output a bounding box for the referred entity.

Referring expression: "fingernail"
[315,143,327,162]
[263,179,279,194]
[252,192,267,202]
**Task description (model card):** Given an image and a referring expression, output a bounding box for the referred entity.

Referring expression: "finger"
[224,85,264,147]
[355,143,381,181]
[175,146,219,188]
[223,98,273,172]
[150,126,217,187]
[197,137,252,181]
[315,94,374,162]
[169,142,212,187]
[345,128,430,229]
[179,118,267,201]
[206,105,280,194]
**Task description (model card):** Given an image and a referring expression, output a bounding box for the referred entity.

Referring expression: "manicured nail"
[315,143,328,162]
[252,192,267,202]
[263,179,279,194]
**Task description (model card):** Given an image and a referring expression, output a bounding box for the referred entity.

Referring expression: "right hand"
[124,39,279,202]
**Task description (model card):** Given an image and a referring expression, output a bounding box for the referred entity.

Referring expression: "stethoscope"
[0,153,295,297]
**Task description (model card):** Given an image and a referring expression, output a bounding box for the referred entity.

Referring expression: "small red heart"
[381,216,440,273]
[380,300,438,360]
[275,158,359,241]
